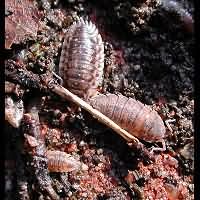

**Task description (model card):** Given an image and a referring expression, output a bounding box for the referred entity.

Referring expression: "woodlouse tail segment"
[46,150,88,173]
[160,0,194,34]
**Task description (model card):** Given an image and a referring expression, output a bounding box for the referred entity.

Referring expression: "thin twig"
[51,84,139,143]
[6,61,154,161]
[48,83,154,161]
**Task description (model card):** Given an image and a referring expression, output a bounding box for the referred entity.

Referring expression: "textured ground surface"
[5,0,194,199]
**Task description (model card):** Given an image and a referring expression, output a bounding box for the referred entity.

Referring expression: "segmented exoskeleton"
[59,18,104,100]
[46,150,87,172]
[89,93,166,142]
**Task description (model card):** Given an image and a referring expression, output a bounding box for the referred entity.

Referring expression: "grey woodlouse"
[59,18,104,100]
[89,93,166,142]
[46,150,88,172]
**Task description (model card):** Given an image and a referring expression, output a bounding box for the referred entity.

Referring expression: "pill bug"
[59,18,104,100]
[46,150,88,172]
[89,93,166,142]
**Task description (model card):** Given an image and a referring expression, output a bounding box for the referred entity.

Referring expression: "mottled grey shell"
[59,18,104,100]
[89,94,166,142]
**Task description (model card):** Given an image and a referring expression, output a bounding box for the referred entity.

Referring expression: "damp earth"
[5,0,194,199]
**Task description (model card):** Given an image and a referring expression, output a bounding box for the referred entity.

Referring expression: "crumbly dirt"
[5,0,194,199]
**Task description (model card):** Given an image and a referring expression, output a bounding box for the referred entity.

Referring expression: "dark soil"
[5,0,194,199]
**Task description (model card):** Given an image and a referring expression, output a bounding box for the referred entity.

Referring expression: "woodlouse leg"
[128,141,155,163]
[165,119,176,133]
[149,139,166,153]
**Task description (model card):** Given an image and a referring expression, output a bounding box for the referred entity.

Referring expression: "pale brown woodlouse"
[46,150,88,172]
[59,18,104,100]
[89,93,166,143]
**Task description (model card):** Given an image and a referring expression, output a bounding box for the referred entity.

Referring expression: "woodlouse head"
[141,111,166,142]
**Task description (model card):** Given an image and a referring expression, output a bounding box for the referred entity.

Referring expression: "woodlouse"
[89,93,166,142]
[46,150,88,172]
[59,18,104,100]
